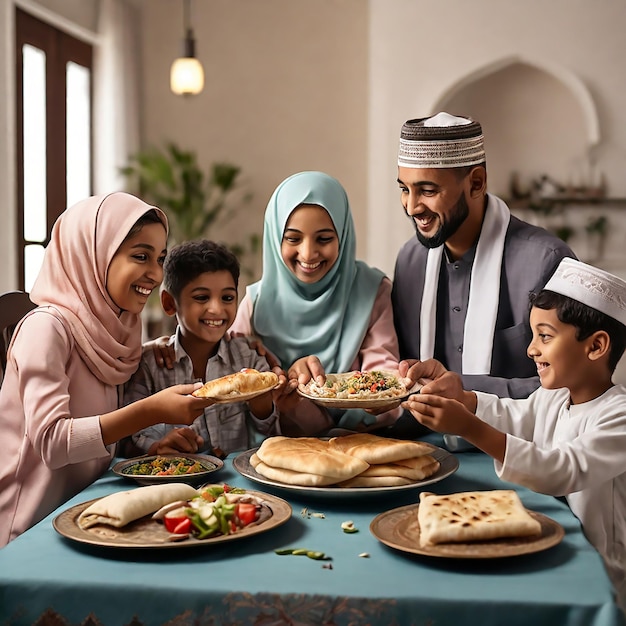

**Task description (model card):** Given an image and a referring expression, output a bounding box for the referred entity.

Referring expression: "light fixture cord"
[182,0,196,58]
[183,0,191,36]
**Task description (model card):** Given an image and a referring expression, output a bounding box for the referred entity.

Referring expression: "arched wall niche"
[428,56,601,199]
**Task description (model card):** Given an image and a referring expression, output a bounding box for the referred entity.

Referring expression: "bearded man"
[390,112,575,440]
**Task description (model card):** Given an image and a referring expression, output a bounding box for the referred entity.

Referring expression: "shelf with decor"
[510,200,626,278]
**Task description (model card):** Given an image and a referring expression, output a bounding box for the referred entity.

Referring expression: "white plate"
[205,385,279,404]
[233,445,458,498]
[112,453,224,486]
[297,371,421,410]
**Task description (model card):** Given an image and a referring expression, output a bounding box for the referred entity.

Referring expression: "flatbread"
[250,453,340,486]
[336,475,414,488]
[255,436,369,481]
[354,455,440,480]
[328,433,436,464]
[77,483,198,529]
[192,368,278,399]
[417,490,542,547]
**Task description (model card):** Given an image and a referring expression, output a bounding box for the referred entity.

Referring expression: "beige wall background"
[138,0,369,278]
[1,0,626,288]
[0,0,368,291]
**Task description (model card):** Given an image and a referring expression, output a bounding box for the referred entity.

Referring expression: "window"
[15,8,93,291]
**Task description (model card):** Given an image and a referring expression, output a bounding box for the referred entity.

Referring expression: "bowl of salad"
[112,453,224,486]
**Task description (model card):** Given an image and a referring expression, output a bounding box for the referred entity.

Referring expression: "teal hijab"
[248,171,385,372]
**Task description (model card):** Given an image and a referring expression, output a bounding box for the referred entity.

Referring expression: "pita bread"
[417,490,542,547]
[78,483,198,529]
[336,475,414,488]
[354,455,440,481]
[250,453,339,486]
[328,433,436,464]
[192,368,278,399]
[255,436,368,480]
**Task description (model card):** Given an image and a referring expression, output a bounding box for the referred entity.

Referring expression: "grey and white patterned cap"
[398,112,485,169]
[544,258,626,326]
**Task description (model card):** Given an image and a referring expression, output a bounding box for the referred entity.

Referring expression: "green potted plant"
[121,142,261,336]
[121,142,258,249]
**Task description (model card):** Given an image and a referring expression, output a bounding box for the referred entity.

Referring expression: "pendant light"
[170,0,204,96]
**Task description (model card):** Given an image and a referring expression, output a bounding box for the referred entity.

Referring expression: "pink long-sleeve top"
[0,309,115,546]
[231,277,402,433]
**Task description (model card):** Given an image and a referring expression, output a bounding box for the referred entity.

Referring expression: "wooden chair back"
[0,291,36,381]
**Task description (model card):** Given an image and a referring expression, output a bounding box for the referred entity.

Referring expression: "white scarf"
[419,194,511,374]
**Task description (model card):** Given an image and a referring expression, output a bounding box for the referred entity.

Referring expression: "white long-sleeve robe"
[476,385,626,612]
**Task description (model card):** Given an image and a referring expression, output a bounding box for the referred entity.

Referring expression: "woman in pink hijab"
[0,192,213,546]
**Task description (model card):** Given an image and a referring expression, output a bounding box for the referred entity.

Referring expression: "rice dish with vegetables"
[305,370,407,400]
[123,456,216,477]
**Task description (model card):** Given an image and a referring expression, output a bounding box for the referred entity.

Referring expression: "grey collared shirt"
[124,329,280,455]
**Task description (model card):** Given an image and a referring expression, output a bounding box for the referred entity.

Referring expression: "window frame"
[15,7,93,290]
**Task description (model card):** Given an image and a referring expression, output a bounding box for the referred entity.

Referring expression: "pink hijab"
[27,192,168,385]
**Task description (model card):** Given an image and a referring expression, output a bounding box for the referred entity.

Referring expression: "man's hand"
[399,358,466,402]
[399,358,448,386]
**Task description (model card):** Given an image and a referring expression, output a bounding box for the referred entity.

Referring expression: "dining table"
[0,433,623,626]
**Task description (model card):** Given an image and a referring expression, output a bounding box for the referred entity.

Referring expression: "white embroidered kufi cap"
[544,258,626,326]
[398,112,486,169]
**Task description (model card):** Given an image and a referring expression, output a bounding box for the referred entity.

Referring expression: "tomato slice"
[172,518,192,535]
[236,503,258,526]
[163,507,189,533]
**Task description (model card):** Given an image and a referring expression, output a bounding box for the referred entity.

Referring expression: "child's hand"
[262,367,300,414]
[272,384,300,413]
[288,355,326,387]
[402,394,472,436]
[148,428,204,455]
[419,371,465,402]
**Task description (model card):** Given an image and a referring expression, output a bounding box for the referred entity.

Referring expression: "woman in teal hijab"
[233,171,401,432]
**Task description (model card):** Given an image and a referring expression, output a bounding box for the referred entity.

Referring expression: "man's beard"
[412,191,470,249]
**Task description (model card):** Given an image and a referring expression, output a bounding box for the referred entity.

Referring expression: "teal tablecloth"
[0,434,623,626]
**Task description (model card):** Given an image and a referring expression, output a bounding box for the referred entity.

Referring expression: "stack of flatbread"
[330,434,440,487]
[250,436,369,486]
[250,434,440,488]
[417,490,542,547]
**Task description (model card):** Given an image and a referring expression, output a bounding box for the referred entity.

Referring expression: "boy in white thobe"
[402,258,626,614]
